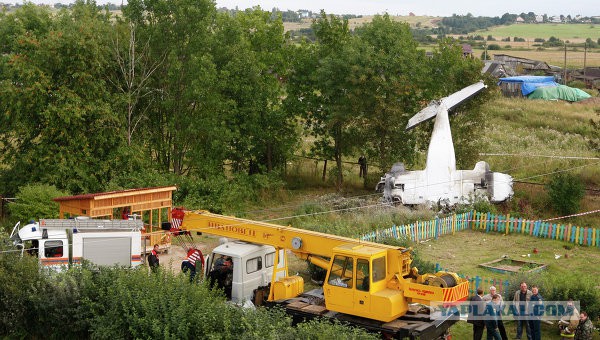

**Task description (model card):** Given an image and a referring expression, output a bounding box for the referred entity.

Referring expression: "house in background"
[462,44,474,58]
[482,60,515,78]
[572,67,600,90]
[492,54,552,75]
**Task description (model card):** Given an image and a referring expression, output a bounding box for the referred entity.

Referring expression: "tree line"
[0,0,485,200]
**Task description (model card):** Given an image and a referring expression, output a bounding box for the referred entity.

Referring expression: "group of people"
[468,281,595,340]
[147,244,205,283]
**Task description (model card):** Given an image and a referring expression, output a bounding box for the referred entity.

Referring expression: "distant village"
[1,3,600,23]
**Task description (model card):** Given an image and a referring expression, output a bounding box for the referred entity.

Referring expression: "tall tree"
[285,11,360,188]
[109,19,165,147]
[213,9,297,174]
[352,14,428,175]
[0,1,126,195]
[123,0,229,177]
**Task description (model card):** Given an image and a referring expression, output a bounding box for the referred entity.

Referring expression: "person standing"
[148,244,160,273]
[513,281,532,340]
[528,285,543,340]
[358,156,367,178]
[484,294,503,340]
[468,288,486,340]
[483,286,508,340]
[574,311,594,340]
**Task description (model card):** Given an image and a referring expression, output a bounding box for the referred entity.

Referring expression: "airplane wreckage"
[376,81,513,205]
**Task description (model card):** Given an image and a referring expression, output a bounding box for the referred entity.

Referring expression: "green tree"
[284,11,360,188]
[352,14,427,173]
[123,0,229,177]
[0,2,127,195]
[8,184,68,223]
[545,172,585,216]
[213,9,297,174]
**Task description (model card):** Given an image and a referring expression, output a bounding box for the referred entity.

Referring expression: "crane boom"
[181,210,401,256]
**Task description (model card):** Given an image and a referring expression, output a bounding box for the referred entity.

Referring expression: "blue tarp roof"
[498,76,559,96]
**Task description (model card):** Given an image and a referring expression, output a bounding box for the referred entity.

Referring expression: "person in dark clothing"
[484,294,503,340]
[467,288,486,340]
[528,285,543,340]
[148,244,160,272]
[358,156,367,178]
[574,311,594,340]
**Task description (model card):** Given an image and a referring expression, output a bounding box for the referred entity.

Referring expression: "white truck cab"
[204,240,286,305]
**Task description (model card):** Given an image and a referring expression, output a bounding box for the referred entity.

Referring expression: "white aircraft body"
[376,81,513,205]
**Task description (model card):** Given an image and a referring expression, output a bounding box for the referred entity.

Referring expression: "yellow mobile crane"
[177,209,468,339]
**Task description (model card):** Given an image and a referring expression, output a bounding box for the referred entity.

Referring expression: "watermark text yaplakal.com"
[434,301,581,321]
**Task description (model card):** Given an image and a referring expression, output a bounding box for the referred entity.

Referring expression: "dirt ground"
[152,234,315,286]
[153,234,222,274]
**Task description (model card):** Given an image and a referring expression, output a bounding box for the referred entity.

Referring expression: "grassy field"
[480,95,599,188]
[283,15,440,32]
[418,229,600,339]
[418,229,600,278]
[477,23,600,42]
[483,48,600,68]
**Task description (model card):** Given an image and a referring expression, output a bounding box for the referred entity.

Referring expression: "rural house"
[492,54,552,75]
[572,67,600,89]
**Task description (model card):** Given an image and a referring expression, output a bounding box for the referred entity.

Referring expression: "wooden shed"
[54,186,177,252]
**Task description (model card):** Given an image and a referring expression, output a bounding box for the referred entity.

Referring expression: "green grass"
[480,95,599,187]
[420,229,600,339]
[452,320,600,339]
[418,229,600,278]
[477,23,600,41]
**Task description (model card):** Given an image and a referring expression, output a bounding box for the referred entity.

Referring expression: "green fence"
[360,210,600,247]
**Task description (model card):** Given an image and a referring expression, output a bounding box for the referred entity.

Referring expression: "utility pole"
[563,44,567,85]
[584,42,587,82]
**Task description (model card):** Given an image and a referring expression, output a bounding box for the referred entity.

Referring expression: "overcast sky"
[10,0,599,17]
[214,0,598,17]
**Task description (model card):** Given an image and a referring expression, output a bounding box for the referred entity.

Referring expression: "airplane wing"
[406,81,486,130]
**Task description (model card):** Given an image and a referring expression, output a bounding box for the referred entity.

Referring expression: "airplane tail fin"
[406,81,487,130]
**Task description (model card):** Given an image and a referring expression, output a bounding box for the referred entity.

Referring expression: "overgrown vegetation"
[0,3,485,202]
[0,247,376,339]
[545,173,585,216]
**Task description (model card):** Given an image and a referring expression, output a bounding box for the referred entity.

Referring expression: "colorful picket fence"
[470,211,600,247]
[359,211,473,242]
[359,210,600,248]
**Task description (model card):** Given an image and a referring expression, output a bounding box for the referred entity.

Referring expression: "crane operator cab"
[323,244,411,322]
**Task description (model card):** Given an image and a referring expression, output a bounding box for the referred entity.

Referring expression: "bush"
[545,173,585,216]
[488,44,501,50]
[177,173,285,214]
[567,80,586,89]
[507,273,600,320]
[0,258,379,339]
[7,184,69,225]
